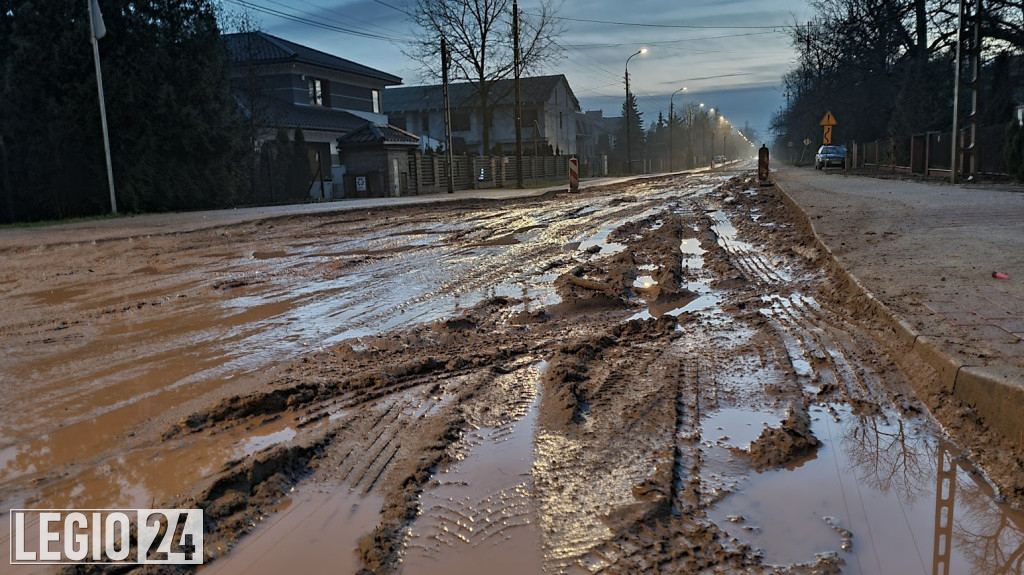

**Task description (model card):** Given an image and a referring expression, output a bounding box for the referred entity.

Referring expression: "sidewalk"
[772,165,1024,448]
[0,176,641,249]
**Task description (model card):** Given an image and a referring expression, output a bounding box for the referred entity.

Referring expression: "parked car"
[714,155,726,164]
[815,145,847,169]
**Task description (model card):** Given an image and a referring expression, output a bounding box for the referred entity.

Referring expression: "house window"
[520,108,538,127]
[451,111,471,132]
[372,89,381,114]
[307,77,323,105]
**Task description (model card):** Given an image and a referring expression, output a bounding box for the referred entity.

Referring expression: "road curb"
[772,177,1024,449]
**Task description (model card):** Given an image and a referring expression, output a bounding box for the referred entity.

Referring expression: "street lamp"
[625,48,647,173]
[720,116,728,162]
[689,102,703,169]
[696,102,704,165]
[704,106,713,167]
[669,86,686,172]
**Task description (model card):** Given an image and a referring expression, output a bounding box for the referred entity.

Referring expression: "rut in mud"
[2,171,1023,574]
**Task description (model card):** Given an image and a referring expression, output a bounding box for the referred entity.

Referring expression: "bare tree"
[407,0,563,154]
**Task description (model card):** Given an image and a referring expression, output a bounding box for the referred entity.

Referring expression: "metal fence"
[852,124,1009,178]
[409,153,571,194]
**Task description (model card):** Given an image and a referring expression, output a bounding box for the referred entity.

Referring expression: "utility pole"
[441,37,455,193]
[513,0,523,188]
[625,70,631,173]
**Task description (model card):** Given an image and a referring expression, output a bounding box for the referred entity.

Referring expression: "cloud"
[239,0,808,135]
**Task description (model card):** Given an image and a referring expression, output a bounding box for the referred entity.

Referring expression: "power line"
[561,30,778,49]
[373,0,413,17]
[287,0,405,37]
[534,13,792,30]
[222,0,410,43]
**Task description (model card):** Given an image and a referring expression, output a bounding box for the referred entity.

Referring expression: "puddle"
[630,227,722,321]
[200,484,384,575]
[710,403,1024,574]
[575,207,662,258]
[701,408,785,450]
[237,428,297,456]
[401,364,544,575]
[576,221,627,256]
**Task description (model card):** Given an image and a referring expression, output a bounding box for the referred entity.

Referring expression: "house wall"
[234,62,386,116]
[388,81,579,156]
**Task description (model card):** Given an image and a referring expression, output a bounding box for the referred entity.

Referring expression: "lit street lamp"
[708,106,716,166]
[624,48,647,173]
[689,102,703,169]
[669,86,686,172]
[696,102,704,165]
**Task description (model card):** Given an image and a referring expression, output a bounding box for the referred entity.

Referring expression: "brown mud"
[1,171,1022,574]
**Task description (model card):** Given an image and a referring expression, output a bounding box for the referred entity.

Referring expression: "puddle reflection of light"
[238,428,297,456]
[634,276,658,289]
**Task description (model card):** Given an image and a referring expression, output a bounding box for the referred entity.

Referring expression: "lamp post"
[704,106,712,165]
[669,86,686,172]
[624,48,647,173]
[689,102,703,169]
[721,116,728,162]
[696,102,704,165]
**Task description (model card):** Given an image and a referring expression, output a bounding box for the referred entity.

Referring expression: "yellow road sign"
[822,125,833,144]
[820,110,837,126]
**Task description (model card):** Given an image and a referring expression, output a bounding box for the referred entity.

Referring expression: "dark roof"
[248,97,369,133]
[383,75,579,113]
[337,123,420,146]
[224,32,402,86]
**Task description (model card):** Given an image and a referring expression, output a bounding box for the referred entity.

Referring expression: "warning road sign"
[820,110,837,144]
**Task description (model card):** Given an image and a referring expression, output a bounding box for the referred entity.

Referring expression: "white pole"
[88,0,117,214]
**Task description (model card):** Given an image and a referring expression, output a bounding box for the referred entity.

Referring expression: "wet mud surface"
[2,170,1023,574]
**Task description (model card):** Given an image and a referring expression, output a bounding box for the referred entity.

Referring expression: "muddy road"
[2,170,1023,574]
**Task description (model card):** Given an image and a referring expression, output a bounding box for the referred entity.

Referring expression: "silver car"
[815,145,847,169]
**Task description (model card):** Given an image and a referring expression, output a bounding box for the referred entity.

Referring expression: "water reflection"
[713,405,1024,574]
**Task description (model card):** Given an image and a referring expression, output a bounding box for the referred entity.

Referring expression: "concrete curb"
[772,178,1024,449]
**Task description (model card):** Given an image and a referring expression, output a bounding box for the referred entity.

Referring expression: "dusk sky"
[222,0,815,143]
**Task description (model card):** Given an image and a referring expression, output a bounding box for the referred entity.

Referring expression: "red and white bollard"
[569,157,579,191]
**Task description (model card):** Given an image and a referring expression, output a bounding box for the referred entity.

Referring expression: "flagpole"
[88,0,117,214]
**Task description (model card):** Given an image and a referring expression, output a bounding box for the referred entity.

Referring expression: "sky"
[221,0,815,143]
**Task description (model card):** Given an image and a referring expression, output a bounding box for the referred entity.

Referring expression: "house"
[383,75,580,157]
[224,32,402,197]
[575,110,619,177]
